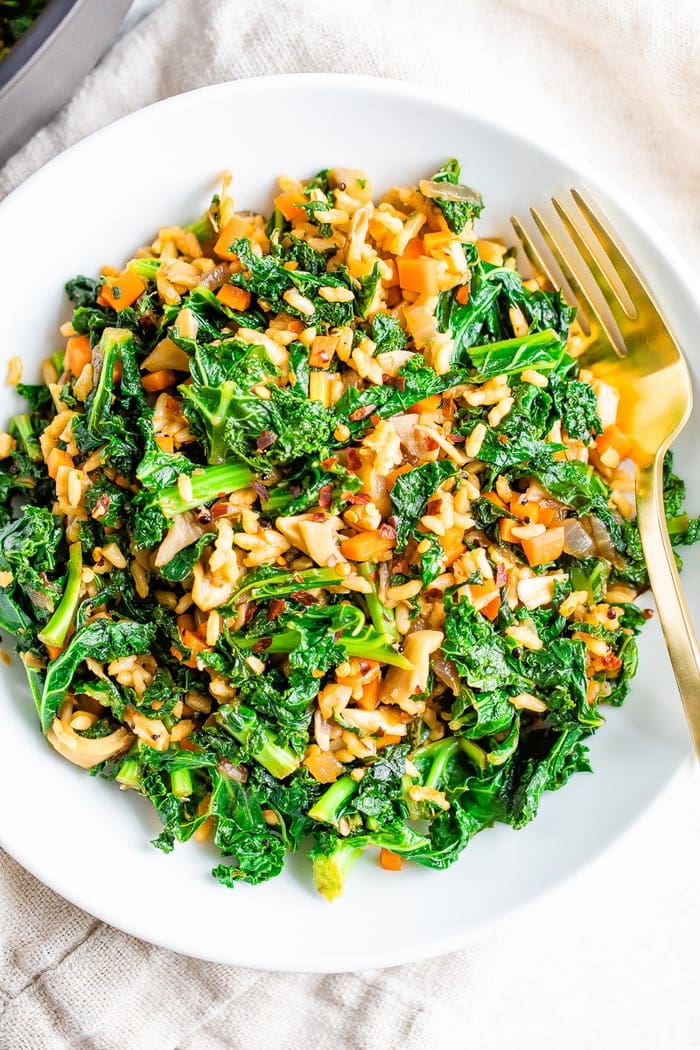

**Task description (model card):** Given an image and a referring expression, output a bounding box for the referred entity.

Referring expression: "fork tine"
[510,214,560,289]
[570,189,652,315]
[552,196,637,322]
[509,214,593,338]
[529,205,627,357]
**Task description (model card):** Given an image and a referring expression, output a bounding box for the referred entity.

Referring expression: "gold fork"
[511,190,700,757]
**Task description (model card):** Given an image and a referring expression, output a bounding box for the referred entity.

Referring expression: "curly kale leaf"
[370,312,407,354]
[390,460,457,549]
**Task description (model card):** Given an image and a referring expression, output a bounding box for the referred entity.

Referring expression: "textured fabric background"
[0,1,699,1047]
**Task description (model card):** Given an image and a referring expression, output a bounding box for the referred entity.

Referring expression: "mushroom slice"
[381,630,444,713]
[48,718,133,770]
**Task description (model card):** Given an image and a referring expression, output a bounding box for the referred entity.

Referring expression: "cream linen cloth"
[1,2,700,1047]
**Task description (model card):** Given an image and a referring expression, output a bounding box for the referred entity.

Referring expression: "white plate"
[0,75,697,973]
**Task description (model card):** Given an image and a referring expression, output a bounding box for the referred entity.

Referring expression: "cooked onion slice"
[419,179,483,211]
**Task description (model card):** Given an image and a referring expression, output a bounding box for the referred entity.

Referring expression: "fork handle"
[637,456,700,757]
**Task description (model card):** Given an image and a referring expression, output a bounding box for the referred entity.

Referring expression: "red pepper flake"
[497,434,509,445]
[252,480,269,501]
[211,501,234,518]
[349,404,377,422]
[643,608,654,620]
[395,375,406,391]
[256,430,277,451]
[310,512,327,522]
[90,494,111,520]
[346,448,362,471]
[378,523,397,541]
[427,498,443,515]
[290,590,318,606]
[370,413,381,426]
[320,456,338,470]
[318,484,333,510]
[244,603,258,625]
[268,598,287,620]
[251,637,273,653]
[347,492,371,505]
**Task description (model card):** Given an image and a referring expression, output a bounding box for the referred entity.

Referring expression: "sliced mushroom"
[48,718,133,770]
[123,705,170,751]
[381,630,444,713]
[154,511,205,568]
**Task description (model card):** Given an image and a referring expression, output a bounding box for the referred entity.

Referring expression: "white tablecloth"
[1,1,699,1047]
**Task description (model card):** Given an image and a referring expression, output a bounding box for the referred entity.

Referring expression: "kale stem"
[216,705,300,779]
[171,767,193,800]
[9,414,42,461]
[116,754,141,791]
[158,463,255,517]
[127,258,161,281]
[358,563,399,644]
[312,839,365,901]
[308,774,359,826]
[37,542,82,649]
[415,737,460,789]
[88,328,132,436]
[185,213,214,243]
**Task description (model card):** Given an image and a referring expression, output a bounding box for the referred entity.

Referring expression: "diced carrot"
[499,518,521,544]
[305,747,344,783]
[65,335,92,377]
[521,526,565,567]
[423,231,454,252]
[396,256,439,296]
[455,284,470,305]
[45,644,64,660]
[273,191,307,222]
[386,463,416,490]
[401,237,425,259]
[408,393,441,415]
[340,529,396,561]
[97,270,146,311]
[481,595,501,621]
[141,369,176,393]
[510,494,538,523]
[482,491,506,509]
[46,447,73,479]
[537,504,557,527]
[375,733,402,751]
[440,524,465,566]
[181,629,210,669]
[380,848,402,871]
[217,284,251,311]
[154,435,174,454]
[309,335,339,369]
[179,737,200,753]
[355,677,380,710]
[176,613,196,634]
[595,424,634,461]
[213,217,253,260]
